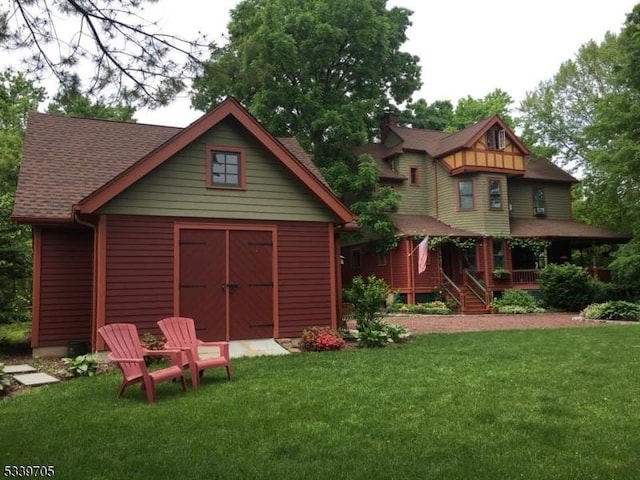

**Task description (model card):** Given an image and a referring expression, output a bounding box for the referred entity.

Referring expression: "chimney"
[380,110,398,142]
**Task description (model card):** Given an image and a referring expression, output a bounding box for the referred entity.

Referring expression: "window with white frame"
[486,127,506,150]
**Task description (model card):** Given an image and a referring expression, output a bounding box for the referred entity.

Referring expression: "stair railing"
[440,269,463,310]
[463,269,490,308]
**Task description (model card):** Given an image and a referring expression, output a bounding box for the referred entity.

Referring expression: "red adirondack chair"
[97,323,187,403]
[157,317,232,388]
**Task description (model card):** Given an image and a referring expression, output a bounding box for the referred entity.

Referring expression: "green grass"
[0,321,30,343]
[2,326,640,479]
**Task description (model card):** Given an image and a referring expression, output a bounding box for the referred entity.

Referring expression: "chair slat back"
[157,317,199,360]
[98,323,145,377]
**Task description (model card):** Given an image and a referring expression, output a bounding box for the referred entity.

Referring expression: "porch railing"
[464,269,490,307]
[441,269,463,309]
[512,269,539,284]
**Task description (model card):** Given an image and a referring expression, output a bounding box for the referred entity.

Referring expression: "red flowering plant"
[299,327,346,352]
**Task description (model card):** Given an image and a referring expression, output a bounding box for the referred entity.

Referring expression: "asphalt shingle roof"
[391,214,478,237]
[14,112,331,221]
[510,218,630,241]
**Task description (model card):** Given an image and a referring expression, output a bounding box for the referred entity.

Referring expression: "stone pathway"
[4,364,60,386]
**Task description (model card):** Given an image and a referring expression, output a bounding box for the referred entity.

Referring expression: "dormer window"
[533,187,546,216]
[486,127,506,150]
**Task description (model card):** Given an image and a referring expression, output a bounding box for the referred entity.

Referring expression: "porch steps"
[461,286,491,314]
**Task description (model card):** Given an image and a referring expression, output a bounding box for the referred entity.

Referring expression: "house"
[13,98,354,356]
[341,113,630,313]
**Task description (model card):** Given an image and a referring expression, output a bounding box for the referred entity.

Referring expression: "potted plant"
[492,268,511,280]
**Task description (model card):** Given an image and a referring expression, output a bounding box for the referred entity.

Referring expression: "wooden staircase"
[461,285,491,314]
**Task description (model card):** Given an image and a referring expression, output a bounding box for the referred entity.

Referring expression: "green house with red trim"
[13,98,354,356]
[341,113,630,313]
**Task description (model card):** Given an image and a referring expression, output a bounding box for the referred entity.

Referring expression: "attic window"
[207,146,245,189]
[486,127,506,150]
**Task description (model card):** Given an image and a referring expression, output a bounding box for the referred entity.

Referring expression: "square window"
[208,148,244,188]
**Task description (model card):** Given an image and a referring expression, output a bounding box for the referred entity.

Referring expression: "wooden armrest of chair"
[107,352,145,364]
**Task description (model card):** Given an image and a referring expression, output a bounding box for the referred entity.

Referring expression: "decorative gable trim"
[76,97,354,223]
[463,115,530,156]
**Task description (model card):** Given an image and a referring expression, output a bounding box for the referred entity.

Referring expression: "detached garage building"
[13,98,354,356]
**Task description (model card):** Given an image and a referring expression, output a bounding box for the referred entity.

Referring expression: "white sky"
[132,0,638,126]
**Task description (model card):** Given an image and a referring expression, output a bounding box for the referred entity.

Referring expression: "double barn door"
[178,228,274,341]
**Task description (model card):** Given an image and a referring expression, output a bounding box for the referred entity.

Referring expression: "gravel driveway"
[370,313,610,335]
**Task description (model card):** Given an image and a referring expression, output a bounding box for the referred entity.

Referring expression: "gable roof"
[13,98,353,224]
[387,115,530,159]
[361,116,578,184]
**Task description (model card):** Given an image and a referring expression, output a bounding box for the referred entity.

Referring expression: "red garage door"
[179,228,274,341]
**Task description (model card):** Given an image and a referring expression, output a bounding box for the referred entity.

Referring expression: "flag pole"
[408,236,428,256]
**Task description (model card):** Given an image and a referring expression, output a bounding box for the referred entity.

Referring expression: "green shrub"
[0,363,11,394]
[581,301,640,321]
[354,320,411,348]
[343,275,390,330]
[355,323,388,348]
[388,301,451,315]
[610,251,640,300]
[384,323,410,343]
[61,354,99,377]
[299,327,345,352]
[491,289,542,314]
[539,264,595,312]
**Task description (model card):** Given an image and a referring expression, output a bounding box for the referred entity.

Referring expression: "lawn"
[1,326,639,480]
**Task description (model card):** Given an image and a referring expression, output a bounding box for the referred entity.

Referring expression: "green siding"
[395,153,429,215]
[436,169,510,236]
[98,119,336,222]
[508,181,572,220]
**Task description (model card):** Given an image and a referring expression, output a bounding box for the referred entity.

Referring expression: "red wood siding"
[277,222,333,337]
[104,215,336,339]
[38,228,93,346]
[341,239,440,301]
[104,215,175,334]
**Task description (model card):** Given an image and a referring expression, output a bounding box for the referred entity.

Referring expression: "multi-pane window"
[489,178,502,209]
[486,127,506,150]
[211,151,240,187]
[458,179,474,210]
[533,187,546,216]
[492,239,505,269]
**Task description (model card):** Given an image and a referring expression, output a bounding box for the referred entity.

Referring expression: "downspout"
[434,159,440,218]
[72,208,98,352]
